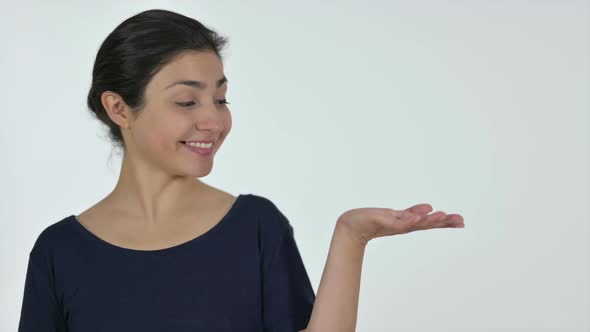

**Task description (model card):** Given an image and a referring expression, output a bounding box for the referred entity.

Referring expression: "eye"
[176,101,195,107]
[175,99,230,108]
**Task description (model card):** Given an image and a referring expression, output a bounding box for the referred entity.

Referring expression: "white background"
[1,0,589,331]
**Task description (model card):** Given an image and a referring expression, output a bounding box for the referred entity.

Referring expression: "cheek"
[223,113,232,135]
[144,118,184,152]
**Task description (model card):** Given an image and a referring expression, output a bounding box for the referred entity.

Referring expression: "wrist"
[335,219,369,249]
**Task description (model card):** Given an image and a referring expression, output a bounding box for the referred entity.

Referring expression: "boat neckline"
[68,194,244,254]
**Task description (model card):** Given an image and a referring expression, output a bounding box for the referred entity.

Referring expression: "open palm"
[337,203,465,246]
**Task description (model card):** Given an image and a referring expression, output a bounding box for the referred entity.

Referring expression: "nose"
[194,102,222,131]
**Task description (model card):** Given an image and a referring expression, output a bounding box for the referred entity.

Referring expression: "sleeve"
[17,240,67,332]
[261,201,316,332]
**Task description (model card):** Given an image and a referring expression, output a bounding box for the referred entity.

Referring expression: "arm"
[300,203,464,332]
[18,248,68,331]
[303,219,366,332]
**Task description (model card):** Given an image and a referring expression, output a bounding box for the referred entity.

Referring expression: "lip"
[181,139,217,144]
[181,141,214,157]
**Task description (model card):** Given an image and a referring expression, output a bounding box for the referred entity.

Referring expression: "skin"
[82,48,466,330]
[304,206,464,332]
[95,49,232,228]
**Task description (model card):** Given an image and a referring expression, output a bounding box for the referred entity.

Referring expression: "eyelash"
[176,99,230,107]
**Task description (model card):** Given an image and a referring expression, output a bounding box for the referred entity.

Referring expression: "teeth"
[185,141,213,149]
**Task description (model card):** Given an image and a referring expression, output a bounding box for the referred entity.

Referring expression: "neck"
[107,151,209,226]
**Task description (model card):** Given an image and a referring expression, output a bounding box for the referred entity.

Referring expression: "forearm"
[305,220,366,332]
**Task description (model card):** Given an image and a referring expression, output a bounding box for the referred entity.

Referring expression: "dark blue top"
[17,194,315,332]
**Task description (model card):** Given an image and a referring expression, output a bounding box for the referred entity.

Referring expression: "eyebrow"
[163,75,228,91]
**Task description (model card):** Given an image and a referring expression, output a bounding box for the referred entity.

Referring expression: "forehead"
[148,50,225,92]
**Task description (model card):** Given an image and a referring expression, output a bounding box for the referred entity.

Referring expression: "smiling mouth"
[180,141,214,146]
[181,141,214,156]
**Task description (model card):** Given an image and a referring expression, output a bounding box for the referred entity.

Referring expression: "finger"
[414,211,448,229]
[445,214,464,223]
[428,213,465,229]
[405,203,433,216]
[446,214,465,227]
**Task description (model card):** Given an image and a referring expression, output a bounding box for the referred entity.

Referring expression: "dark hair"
[87,9,229,152]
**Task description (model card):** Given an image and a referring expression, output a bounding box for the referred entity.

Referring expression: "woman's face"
[121,50,231,177]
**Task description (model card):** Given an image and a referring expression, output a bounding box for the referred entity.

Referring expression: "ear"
[101,91,134,129]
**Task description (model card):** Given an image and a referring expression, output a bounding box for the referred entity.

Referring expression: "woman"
[17,9,464,332]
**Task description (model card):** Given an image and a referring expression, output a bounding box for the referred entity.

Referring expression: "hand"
[336,204,464,246]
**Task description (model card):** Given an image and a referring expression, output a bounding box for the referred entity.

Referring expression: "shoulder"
[241,193,295,238]
[242,193,290,220]
[195,185,288,228]
[28,216,74,257]
[243,193,280,212]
